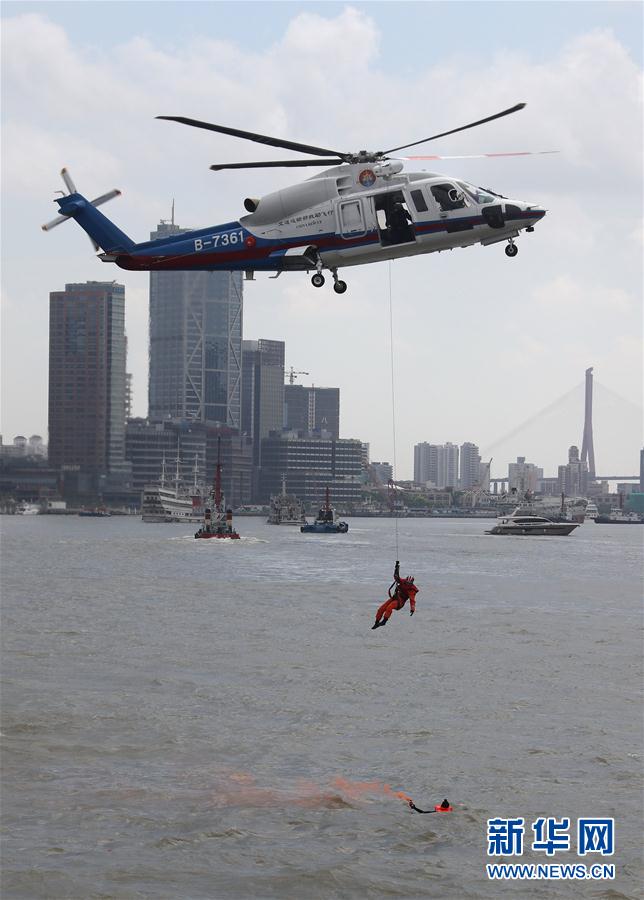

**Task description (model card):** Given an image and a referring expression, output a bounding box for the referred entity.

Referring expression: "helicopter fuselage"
[54,163,545,282]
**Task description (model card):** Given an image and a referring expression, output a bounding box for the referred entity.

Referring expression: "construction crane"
[286,367,309,385]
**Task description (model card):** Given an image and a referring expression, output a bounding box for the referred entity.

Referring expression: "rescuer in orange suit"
[372,561,418,628]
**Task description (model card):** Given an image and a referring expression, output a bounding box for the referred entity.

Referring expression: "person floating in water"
[372,560,418,629]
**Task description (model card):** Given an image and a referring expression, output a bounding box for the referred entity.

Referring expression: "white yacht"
[141,456,205,523]
[486,510,579,536]
[15,502,40,515]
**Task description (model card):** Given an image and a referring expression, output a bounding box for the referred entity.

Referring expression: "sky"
[1,1,642,480]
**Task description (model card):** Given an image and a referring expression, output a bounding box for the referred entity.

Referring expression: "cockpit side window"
[457,181,496,205]
[430,183,467,212]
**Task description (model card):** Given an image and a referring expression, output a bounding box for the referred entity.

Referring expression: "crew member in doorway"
[372,561,418,629]
[387,201,413,243]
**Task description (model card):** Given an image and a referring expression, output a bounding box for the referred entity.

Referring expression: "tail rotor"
[42,168,121,252]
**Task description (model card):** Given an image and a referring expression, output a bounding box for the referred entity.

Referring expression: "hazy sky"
[2,1,642,479]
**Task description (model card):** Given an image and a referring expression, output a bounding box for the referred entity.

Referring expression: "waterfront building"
[508,456,543,494]
[460,442,481,490]
[259,434,363,506]
[125,418,252,507]
[370,461,393,484]
[148,220,242,428]
[558,445,589,497]
[241,339,285,466]
[413,442,459,489]
[0,435,47,459]
[0,455,60,504]
[414,442,438,485]
[48,281,129,495]
[284,384,340,439]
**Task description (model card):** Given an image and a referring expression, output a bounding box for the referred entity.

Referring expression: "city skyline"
[2,2,642,478]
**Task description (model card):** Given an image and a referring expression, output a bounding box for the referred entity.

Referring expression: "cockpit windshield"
[456,182,497,205]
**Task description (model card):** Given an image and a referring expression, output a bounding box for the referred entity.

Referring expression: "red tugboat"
[194,441,240,540]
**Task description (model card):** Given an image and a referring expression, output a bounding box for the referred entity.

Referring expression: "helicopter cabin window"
[339,200,365,237]
[430,183,467,212]
[410,189,428,213]
[374,190,415,246]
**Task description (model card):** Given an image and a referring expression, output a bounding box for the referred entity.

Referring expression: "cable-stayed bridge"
[481,373,641,481]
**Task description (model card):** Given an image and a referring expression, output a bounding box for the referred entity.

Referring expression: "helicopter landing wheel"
[333,280,348,294]
[311,273,325,288]
[505,242,518,258]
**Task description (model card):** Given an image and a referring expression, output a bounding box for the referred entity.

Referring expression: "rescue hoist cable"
[388,261,399,560]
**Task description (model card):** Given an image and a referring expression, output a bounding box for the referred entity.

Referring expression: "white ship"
[584,500,599,520]
[267,476,306,525]
[141,456,205,523]
[15,502,40,515]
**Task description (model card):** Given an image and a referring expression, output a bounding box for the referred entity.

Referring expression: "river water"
[1,515,642,899]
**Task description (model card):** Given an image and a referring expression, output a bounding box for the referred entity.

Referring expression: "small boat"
[15,503,40,515]
[267,476,306,525]
[595,510,644,524]
[301,487,349,534]
[78,507,111,517]
[486,509,579,536]
[194,440,240,540]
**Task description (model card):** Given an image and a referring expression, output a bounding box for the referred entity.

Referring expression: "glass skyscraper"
[48,281,127,481]
[148,221,243,428]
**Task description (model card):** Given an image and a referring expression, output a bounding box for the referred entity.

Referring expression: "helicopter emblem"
[359,169,377,187]
[43,103,553,293]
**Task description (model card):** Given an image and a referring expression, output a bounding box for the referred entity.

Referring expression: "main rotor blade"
[399,150,559,160]
[383,103,527,154]
[157,116,346,159]
[60,167,77,194]
[210,159,345,171]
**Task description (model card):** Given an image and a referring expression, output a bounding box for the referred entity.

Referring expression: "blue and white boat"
[301,488,348,534]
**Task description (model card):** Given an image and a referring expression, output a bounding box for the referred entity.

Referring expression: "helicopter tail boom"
[51,192,135,253]
[42,169,133,254]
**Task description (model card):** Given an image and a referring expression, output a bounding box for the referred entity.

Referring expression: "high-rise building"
[414,442,438,485]
[440,442,459,489]
[48,281,128,490]
[284,384,340,439]
[558,445,589,497]
[241,339,285,465]
[148,221,243,428]
[508,456,543,494]
[370,461,393,484]
[459,442,481,489]
[413,442,459,488]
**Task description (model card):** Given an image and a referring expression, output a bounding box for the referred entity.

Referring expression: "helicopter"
[42,102,551,293]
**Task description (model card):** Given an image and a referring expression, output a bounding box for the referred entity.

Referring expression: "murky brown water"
[2,515,642,898]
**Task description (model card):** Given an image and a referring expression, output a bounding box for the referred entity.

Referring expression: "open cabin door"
[373,190,416,247]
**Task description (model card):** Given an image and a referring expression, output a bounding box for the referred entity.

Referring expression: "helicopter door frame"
[337,198,366,239]
[371,189,416,247]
